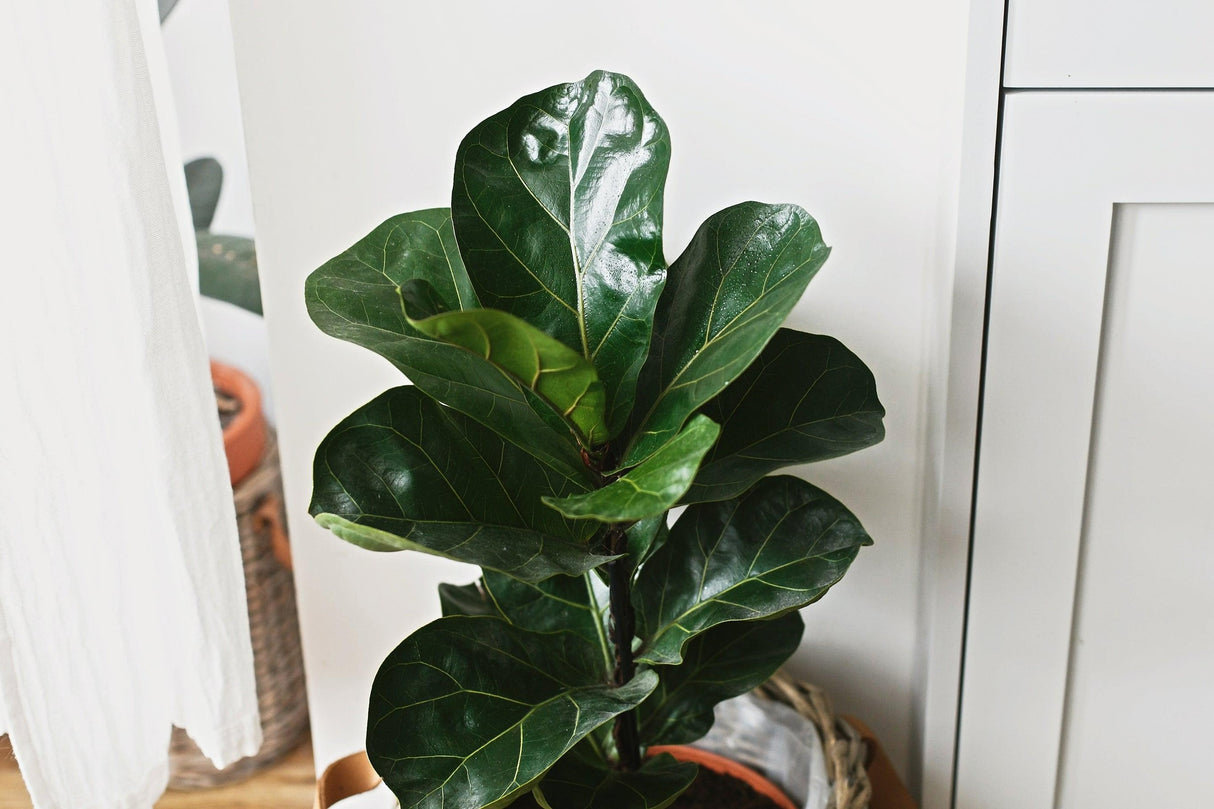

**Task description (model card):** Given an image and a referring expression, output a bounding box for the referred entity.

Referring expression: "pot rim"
[210,359,266,486]
[647,744,798,809]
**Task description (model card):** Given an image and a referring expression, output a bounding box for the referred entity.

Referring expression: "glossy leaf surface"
[535,745,696,809]
[397,277,452,320]
[310,386,607,581]
[626,202,830,465]
[686,329,885,503]
[638,612,804,745]
[439,571,612,672]
[368,616,656,809]
[438,574,622,769]
[452,70,670,435]
[626,515,669,573]
[544,416,719,522]
[635,476,870,665]
[306,210,588,479]
[409,308,608,444]
[314,208,477,318]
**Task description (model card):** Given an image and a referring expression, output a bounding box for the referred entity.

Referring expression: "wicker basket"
[756,673,873,809]
[168,434,309,789]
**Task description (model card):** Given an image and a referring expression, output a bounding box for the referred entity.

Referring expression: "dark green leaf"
[625,203,831,465]
[306,210,590,479]
[436,576,620,765]
[184,157,222,230]
[197,232,262,315]
[397,277,452,321]
[439,572,612,672]
[686,329,884,503]
[535,744,696,809]
[635,476,870,665]
[544,416,719,522]
[452,70,670,436]
[437,579,495,617]
[626,515,669,574]
[408,308,608,444]
[638,612,804,745]
[310,386,609,581]
[319,208,477,316]
[368,616,657,809]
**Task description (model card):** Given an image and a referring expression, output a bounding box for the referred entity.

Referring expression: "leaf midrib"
[384,622,622,808]
[644,512,847,660]
[311,296,592,478]
[629,221,820,459]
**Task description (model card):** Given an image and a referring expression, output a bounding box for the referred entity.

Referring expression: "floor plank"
[0,735,315,809]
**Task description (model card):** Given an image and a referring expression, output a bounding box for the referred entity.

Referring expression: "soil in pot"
[210,360,266,486]
[667,765,785,809]
[215,385,242,431]
[509,765,785,809]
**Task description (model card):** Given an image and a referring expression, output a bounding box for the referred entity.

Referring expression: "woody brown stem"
[607,525,641,770]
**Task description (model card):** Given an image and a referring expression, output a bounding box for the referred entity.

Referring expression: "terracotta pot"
[210,360,266,486]
[648,745,798,809]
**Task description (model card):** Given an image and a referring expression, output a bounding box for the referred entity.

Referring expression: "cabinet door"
[1005,0,1214,87]
[955,92,1214,808]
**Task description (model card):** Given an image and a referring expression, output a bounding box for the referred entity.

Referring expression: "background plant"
[306,70,884,809]
[185,157,263,315]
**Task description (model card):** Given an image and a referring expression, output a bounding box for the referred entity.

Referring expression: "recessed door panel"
[957,93,1214,808]
[1053,203,1214,807]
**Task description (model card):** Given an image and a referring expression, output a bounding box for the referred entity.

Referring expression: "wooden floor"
[0,735,315,809]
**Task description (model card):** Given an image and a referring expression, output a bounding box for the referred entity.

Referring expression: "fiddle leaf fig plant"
[307,70,885,809]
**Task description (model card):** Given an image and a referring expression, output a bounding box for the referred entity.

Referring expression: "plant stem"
[607,525,641,771]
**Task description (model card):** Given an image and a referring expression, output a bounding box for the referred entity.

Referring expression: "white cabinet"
[1005,0,1214,87]
[954,92,1214,808]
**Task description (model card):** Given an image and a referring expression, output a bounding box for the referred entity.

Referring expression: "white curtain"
[0,0,262,806]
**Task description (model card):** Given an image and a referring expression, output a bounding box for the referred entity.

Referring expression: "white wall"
[163,0,254,238]
[161,0,277,421]
[227,0,969,793]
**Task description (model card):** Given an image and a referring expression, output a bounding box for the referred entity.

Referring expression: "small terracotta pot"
[648,745,798,809]
[210,360,266,486]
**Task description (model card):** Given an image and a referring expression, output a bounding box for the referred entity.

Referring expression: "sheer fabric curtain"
[0,1,261,806]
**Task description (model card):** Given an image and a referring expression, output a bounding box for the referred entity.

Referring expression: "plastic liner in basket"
[693,693,830,809]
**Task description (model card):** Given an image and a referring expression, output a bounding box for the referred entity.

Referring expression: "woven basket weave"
[168,435,309,789]
[756,672,873,809]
